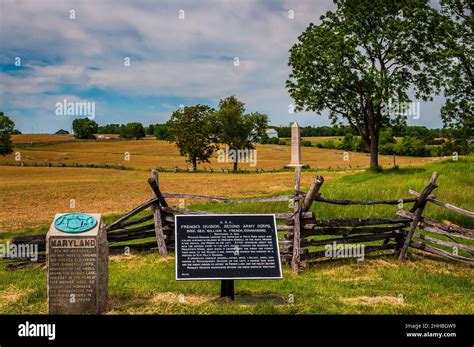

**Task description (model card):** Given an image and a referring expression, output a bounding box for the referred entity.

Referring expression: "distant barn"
[265,128,278,138]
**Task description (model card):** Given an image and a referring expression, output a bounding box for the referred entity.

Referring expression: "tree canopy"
[436,0,473,130]
[168,105,217,171]
[0,112,15,156]
[210,96,268,171]
[119,122,146,139]
[287,0,441,167]
[72,118,98,139]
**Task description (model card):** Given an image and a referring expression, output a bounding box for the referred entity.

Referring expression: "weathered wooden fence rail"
[5,170,473,270]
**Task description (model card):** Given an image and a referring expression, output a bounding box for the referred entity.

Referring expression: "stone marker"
[47,213,108,314]
[287,121,303,167]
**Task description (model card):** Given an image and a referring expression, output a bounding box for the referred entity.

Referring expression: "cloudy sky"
[0,0,445,133]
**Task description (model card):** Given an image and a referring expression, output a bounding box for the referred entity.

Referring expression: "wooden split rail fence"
[5,170,473,270]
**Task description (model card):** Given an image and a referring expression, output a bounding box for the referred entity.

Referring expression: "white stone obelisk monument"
[286,121,303,193]
[287,121,303,168]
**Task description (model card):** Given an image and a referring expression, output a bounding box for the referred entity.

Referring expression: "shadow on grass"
[339,166,428,184]
[214,294,287,305]
[303,253,400,269]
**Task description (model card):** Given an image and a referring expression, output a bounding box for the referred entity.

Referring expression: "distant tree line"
[97,124,121,134]
[149,120,473,157]
[83,119,474,150]
[71,119,146,140]
[96,123,146,139]
[262,124,471,141]
[316,129,473,157]
[270,125,357,138]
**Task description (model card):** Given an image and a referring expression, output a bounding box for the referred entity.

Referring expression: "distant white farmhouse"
[265,128,278,138]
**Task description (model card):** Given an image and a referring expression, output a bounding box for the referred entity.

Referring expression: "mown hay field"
[11,134,120,144]
[0,166,342,232]
[0,157,472,314]
[1,157,472,235]
[1,135,434,171]
[11,134,76,144]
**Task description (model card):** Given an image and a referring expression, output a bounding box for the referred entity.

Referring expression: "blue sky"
[0,0,445,133]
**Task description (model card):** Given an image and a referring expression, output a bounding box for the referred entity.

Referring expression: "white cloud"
[1,0,443,131]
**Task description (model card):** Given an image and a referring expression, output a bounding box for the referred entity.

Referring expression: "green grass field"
[0,158,472,314]
[1,253,472,314]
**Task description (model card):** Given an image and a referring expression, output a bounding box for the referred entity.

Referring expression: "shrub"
[338,133,355,151]
[394,137,431,156]
[434,139,473,156]
[379,143,395,155]
[259,134,269,144]
[120,122,146,139]
[154,123,171,140]
[269,137,281,145]
[319,139,337,149]
[379,129,396,145]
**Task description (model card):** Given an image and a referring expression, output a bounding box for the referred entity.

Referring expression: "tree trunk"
[369,128,379,168]
[233,160,238,172]
[370,140,379,167]
[192,158,197,172]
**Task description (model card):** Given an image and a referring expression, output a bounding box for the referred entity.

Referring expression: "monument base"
[47,213,108,315]
[285,164,308,169]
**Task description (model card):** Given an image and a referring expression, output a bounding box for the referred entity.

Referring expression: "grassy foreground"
[0,158,472,314]
[1,254,472,314]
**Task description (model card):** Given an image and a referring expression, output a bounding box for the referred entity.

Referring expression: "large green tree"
[210,96,268,172]
[436,0,473,131]
[287,0,440,167]
[72,118,98,139]
[0,112,15,156]
[169,105,217,171]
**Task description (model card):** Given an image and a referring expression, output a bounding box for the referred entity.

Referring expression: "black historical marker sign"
[175,214,282,280]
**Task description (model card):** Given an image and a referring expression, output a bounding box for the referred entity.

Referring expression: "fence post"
[302,176,324,212]
[288,121,304,273]
[290,175,324,272]
[150,170,168,255]
[398,172,439,261]
[291,166,302,273]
